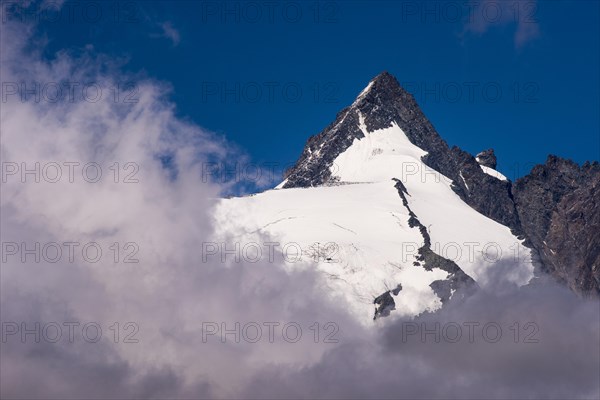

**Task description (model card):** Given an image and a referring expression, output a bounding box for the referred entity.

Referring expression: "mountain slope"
[280,72,522,232]
[213,73,536,322]
[278,72,600,298]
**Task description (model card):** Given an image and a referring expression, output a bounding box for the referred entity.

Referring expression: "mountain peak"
[370,71,401,88]
[353,71,405,106]
[281,72,445,188]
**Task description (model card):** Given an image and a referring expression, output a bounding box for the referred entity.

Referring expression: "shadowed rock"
[476,149,497,169]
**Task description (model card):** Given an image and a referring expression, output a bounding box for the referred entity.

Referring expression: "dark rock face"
[443,146,521,232]
[282,71,600,298]
[373,179,478,319]
[547,180,600,295]
[282,107,364,187]
[393,179,477,304]
[476,149,497,169]
[373,285,402,320]
[513,157,600,296]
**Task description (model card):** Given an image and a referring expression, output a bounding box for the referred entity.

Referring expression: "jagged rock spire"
[476,149,497,169]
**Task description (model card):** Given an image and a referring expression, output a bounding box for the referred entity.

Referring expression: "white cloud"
[159,21,181,46]
[462,0,540,49]
[0,10,362,398]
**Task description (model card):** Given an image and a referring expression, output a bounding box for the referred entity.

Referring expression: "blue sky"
[32,0,600,184]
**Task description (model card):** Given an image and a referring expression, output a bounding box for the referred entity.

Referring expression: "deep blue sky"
[33,0,599,183]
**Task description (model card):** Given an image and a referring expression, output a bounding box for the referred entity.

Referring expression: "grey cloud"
[243,282,599,399]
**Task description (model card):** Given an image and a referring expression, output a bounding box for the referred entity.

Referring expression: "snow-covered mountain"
[212,72,538,323]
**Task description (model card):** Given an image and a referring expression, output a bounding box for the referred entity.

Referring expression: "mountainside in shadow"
[513,156,600,296]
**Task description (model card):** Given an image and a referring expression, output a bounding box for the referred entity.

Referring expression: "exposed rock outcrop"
[513,156,600,296]
[476,149,497,169]
[393,179,477,304]
[373,285,402,320]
